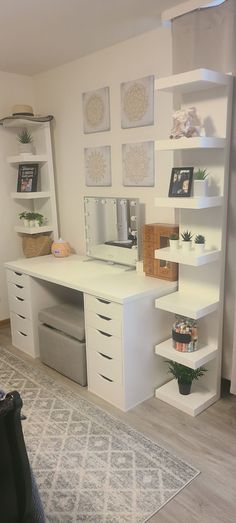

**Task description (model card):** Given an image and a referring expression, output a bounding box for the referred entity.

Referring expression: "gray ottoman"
[38,303,87,386]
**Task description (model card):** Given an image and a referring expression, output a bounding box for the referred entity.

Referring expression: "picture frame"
[168,167,193,197]
[17,164,38,193]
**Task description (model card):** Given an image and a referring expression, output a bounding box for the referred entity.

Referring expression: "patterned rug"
[0,347,199,522]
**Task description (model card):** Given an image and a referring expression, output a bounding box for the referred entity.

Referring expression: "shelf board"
[155,137,225,150]
[155,379,217,416]
[15,225,53,235]
[155,69,231,93]
[155,291,219,319]
[155,339,218,369]
[154,247,221,266]
[11,191,50,200]
[7,154,47,164]
[154,196,223,209]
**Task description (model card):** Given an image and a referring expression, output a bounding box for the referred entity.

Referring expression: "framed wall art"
[82,87,110,134]
[168,167,193,197]
[17,164,38,192]
[122,141,155,187]
[121,75,154,129]
[84,146,111,186]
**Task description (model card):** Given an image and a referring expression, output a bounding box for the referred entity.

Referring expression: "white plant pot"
[194,243,205,254]
[193,179,208,197]
[169,239,179,250]
[29,220,36,228]
[19,143,33,155]
[181,240,192,252]
[23,219,29,227]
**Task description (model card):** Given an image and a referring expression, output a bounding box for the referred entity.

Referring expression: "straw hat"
[12,104,34,116]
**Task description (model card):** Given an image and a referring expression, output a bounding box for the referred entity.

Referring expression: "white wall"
[33,27,174,255]
[0,71,34,320]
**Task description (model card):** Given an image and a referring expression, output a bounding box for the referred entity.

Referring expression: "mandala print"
[121,75,154,128]
[85,95,104,128]
[83,87,110,133]
[122,141,154,186]
[123,83,148,122]
[84,146,111,186]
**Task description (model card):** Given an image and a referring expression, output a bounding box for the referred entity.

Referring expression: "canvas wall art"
[122,141,155,186]
[121,75,154,129]
[83,87,110,133]
[84,146,111,186]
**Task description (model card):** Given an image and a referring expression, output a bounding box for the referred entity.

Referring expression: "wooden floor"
[1,325,236,523]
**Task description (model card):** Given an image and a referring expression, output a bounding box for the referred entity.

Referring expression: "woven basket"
[22,233,52,258]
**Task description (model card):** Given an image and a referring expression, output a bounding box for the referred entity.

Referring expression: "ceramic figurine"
[170,106,202,139]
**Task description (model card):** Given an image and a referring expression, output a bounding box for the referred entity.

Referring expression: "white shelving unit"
[2,118,58,240]
[154,68,233,416]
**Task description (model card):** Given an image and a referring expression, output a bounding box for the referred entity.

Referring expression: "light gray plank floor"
[1,325,236,523]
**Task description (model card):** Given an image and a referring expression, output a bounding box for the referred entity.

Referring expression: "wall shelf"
[155,291,219,319]
[155,339,218,369]
[154,247,221,266]
[155,379,217,416]
[154,196,223,209]
[155,137,225,151]
[155,68,231,94]
[7,154,47,164]
[11,191,50,200]
[15,225,53,235]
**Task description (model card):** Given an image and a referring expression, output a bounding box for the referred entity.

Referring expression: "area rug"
[0,347,199,522]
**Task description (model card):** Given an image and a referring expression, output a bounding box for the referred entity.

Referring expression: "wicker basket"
[21,233,52,258]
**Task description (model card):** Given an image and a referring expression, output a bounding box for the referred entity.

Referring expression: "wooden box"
[142,223,179,281]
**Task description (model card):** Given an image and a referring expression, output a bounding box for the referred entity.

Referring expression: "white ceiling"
[0,0,181,76]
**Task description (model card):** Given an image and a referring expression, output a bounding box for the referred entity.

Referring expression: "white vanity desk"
[5,254,176,411]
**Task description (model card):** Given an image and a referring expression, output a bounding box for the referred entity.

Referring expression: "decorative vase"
[194,243,205,254]
[193,179,208,197]
[178,380,192,395]
[19,143,33,155]
[181,240,192,252]
[169,239,179,250]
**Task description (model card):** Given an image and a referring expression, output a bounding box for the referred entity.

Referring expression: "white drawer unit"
[85,294,122,320]
[86,327,122,360]
[87,350,123,385]
[7,269,30,288]
[8,282,30,301]
[86,310,122,338]
[11,313,34,356]
[9,295,32,319]
[88,371,124,410]
[10,312,33,338]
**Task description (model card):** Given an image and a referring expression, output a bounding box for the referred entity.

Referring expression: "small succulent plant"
[194,168,208,180]
[181,230,193,242]
[195,234,205,244]
[17,129,33,144]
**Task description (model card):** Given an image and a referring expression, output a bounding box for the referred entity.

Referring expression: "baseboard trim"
[0,318,10,328]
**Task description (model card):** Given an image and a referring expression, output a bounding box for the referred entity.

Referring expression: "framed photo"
[168,167,193,197]
[17,164,38,193]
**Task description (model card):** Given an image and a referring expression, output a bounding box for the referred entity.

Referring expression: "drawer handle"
[14,272,23,277]
[98,330,112,338]
[18,331,27,337]
[99,374,113,383]
[96,298,111,305]
[97,314,111,321]
[15,284,23,289]
[17,314,26,320]
[16,297,24,302]
[98,352,112,360]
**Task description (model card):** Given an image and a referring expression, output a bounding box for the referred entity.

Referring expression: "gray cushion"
[38,303,85,342]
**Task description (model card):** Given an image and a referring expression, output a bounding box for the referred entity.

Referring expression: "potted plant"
[169,233,179,250]
[194,234,205,253]
[193,168,209,197]
[17,129,33,155]
[167,361,207,395]
[181,230,193,251]
[19,211,44,228]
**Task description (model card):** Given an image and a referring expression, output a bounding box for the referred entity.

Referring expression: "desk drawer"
[11,314,33,355]
[9,295,32,319]
[86,310,122,338]
[88,350,123,385]
[10,312,33,337]
[86,327,122,360]
[7,269,30,288]
[88,371,124,410]
[8,282,30,301]
[85,294,122,320]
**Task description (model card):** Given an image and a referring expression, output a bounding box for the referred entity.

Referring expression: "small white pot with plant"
[181,230,193,252]
[19,211,44,228]
[193,168,208,197]
[169,233,179,250]
[17,129,33,155]
[194,234,205,254]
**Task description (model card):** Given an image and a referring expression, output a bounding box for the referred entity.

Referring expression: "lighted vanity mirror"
[84,197,139,267]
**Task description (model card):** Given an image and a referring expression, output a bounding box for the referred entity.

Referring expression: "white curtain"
[172,0,236,393]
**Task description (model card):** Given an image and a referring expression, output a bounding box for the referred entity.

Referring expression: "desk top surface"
[5,255,177,303]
